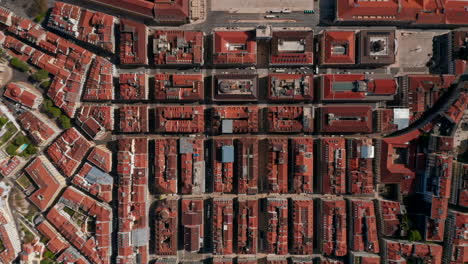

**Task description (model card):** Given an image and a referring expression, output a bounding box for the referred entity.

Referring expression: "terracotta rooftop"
[291,138,314,194]
[46,128,94,177]
[116,138,149,264]
[290,199,314,254]
[119,73,148,100]
[321,74,397,101]
[236,139,259,195]
[346,138,374,195]
[17,111,60,146]
[76,105,114,139]
[48,2,115,52]
[213,31,257,65]
[74,162,113,203]
[154,73,204,101]
[181,199,204,252]
[268,73,314,101]
[120,19,148,65]
[321,199,347,257]
[82,57,114,101]
[153,30,203,65]
[213,74,259,101]
[349,200,379,254]
[267,106,314,133]
[154,138,178,194]
[320,138,346,194]
[266,139,288,194]
[212,106,259,134]
[154,199,178,255]
[336,0,468,25]
[47,186,112,264]
[265,198,288,255]
[119,105,149,133]
[270,30,314,65]
[237,199,258,254]
[24,156,66,211]
[155,106,204,133]
[212,198,234,255]
[3,82,42,109]
[320,31,356,65]
[319,105,373,133]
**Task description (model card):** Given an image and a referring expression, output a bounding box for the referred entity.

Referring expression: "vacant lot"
[211,0,314,13]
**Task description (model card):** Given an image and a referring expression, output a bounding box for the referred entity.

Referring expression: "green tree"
[0,117,8,127]
[32,69,49,81]
[40,81,51,89]
[48,107,62,118]
[408,229,422,242]
[58,114,72,129]
[10,58,30,72]
[5,144,17,156]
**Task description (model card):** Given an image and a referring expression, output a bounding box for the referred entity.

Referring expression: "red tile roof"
[87,145,112,173]
[446,211,468,264]
[268,73,314,101]
[178,138,204,194]
[212,198,234,255]
[266,198,288,255]
[119,105,149,133]
[213,31,257,65]
[119,73,148,100]
[320,138,346,194]
[154,73,204,101]
[47,128,94,177]
[47,187,112,264]
[320,105,373,133]
[320,31,355,65]
[212,106,259,134]
[36,221,70,254]
[379,200,404,237]
[291,138,313,194]
[237,138,259,194]
[406,75,455,122]
[120,19,148,65]
[336,0,468,25]
[267,139,288,194]
[76,105,114,139]
[270,31,314,65]
[347,138,374,194]
[0,157,21,177]
[213,138,235,193]
[17,111,60,146]
[82,57,114,101]
[154,199,178,255]
[237,199,258,254]
[155,106,204,133]
[349,200,379,253]
[24,156,65,211]
[181,199,204,252]
[379,130,421,194]
[73,162,113,203]
[48,2,115,52]
[154,138,178,194]
[3,82,41,108]
[116,138,148,263]
[321,199,347,257]
[153,30,203,65]
[267,106,314,133]
[290,199,313,254]
[321,74,397,101]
